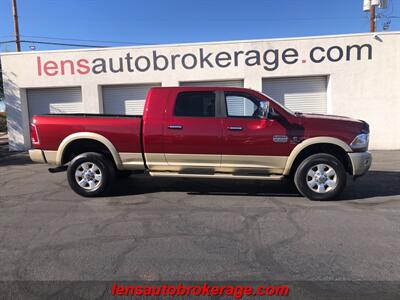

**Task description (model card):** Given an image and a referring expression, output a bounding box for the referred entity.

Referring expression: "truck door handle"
[168,125,183,129]
[227,126,243,131]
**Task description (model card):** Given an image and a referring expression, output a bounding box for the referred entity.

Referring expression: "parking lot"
[0,145,399,283]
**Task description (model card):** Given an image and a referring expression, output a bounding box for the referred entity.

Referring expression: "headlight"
[350,133,369,150]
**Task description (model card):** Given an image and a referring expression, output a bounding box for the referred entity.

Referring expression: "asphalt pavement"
[0,145,399,285]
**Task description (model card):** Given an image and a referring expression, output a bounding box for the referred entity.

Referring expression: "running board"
[149,172,284,180]
[48,165,68,173]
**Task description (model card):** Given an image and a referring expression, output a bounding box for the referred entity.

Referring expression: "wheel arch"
[56,132,123,170]
[283,137,352,176]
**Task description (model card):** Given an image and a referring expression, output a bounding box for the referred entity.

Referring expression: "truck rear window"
[174,92,215,117]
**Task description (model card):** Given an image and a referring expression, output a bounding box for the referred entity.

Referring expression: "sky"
[0,0,399,52]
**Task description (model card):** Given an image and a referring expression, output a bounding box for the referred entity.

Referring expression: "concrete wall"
[1,32,400,150]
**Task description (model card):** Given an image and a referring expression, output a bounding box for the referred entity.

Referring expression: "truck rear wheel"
[294,153,346,201]
[67,152,115,197]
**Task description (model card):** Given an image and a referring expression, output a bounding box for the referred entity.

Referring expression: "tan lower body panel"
[43,150,57,164]
[39,150,286,175]
[144,153,169,171]
[163,153,220,171]
[218,155,287,173]
[146,153,287,174]
[146,153,222,172]
[41,151,144,170]
[120,152,145,170]
[29,149,46,163]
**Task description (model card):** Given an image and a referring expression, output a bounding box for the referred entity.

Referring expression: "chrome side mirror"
[258,101,270,119]
[269,109,281,120]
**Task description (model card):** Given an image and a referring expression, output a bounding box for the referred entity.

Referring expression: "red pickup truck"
[29,86,371,200]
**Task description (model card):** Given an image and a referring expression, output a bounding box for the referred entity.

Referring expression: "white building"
[1,32,399,151]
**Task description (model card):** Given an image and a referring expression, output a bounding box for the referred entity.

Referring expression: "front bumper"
[348,151,372,177]
[29,149,46,163]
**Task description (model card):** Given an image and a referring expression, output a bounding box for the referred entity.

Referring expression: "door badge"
[273,135,289,143]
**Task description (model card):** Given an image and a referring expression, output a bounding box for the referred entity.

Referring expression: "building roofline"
[1,31,399,56]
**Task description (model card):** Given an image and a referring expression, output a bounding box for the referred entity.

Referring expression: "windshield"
[260,92,296,116]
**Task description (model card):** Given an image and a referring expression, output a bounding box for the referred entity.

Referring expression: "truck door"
[221,91,289,174]
[163,90,222,171]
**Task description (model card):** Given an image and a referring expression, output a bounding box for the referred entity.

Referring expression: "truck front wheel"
[294,153,346,201]
[67,152,115,197]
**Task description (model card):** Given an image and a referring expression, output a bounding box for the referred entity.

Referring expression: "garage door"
[262,76,327,114]
[102,84,160,115]
[180,79,243,87]
[27,87,83,120]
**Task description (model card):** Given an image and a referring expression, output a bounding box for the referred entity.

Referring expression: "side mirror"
[268,109,281,120]
[257,101,270,119]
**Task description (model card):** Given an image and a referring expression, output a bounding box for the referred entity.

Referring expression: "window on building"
[174,91,215,117]
[225,93,259,117]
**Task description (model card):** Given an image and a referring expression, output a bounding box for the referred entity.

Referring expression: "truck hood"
[298,113,364,123]
[296,113,368,144]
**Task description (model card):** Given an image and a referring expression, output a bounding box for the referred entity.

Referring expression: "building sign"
[36,43,372,77]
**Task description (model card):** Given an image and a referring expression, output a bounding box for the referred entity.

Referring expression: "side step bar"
[48,165,68,173]
[149,172,284,181]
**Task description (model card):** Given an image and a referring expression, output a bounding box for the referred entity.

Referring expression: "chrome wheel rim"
[75,162,102,191]
[306,163,337,194]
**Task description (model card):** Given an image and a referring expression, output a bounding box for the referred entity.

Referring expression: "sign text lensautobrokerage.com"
[36,43,373,77]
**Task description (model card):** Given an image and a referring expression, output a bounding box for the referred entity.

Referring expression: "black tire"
[294,153,347,201]
[67,152,115,197]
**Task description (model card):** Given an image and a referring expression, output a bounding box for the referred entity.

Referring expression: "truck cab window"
[174,92,216,117]
[225,93,259,117]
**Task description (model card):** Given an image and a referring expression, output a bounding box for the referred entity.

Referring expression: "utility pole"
[370,4,376,32]
[11,0,21,51]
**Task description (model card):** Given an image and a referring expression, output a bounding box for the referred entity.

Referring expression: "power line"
[0,40,107,48]
[20,35,153,45]
[0,40,16,45]
[21,40,109,48]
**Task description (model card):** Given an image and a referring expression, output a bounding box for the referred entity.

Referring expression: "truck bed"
[32,114,143,153]
[37,113,142,118]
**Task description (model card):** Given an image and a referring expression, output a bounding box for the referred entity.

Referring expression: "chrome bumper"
[348,151,372,177]
[29,149,46,163]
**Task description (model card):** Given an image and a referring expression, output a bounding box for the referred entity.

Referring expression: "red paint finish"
[163,88,222,156]
[221,88,295,157]
[142,87,169,155]
[237,88,365,151]
[32,115,142,153]
[32,86,367,162]
[299,113,365,145]
[222,118,293,157]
